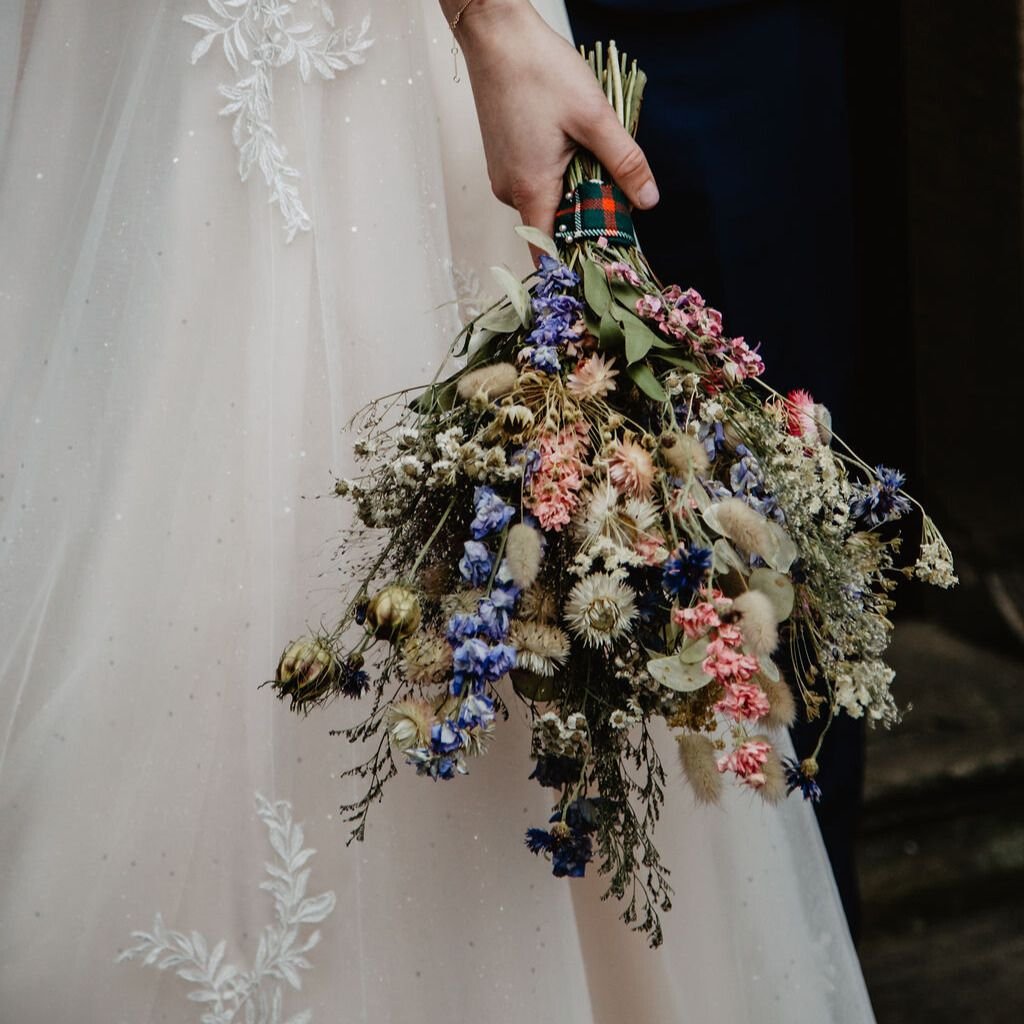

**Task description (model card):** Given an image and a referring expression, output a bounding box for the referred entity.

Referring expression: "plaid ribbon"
[554,181,637,248]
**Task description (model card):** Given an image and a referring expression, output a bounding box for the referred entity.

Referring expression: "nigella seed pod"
[365,585,422,642]
[273,636,342,713]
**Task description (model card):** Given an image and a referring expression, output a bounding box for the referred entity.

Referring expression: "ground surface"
[856,620,1024,1023]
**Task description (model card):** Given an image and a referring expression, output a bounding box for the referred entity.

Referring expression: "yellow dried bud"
[365,585,422,642]
[274,635,341,713]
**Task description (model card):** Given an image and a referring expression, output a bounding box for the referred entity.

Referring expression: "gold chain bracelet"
[449,0,478,82]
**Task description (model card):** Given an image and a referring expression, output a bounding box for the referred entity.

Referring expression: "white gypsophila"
[427,458,458,488]
[915,539,958,588]
[392,454,424,486]
[353,436,379,460]
[833,659,899,725]
[396,426,420,449]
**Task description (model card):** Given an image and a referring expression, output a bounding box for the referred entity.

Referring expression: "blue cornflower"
[557,798,603,835]
[536,254,579,296]
[783,757,822,803]
[470,485,515,540]
[662,543,713,601]
[338,661,370,699]
[523,827,593,877]
[458,540,492,587]
[850,465,913,527]
[552,833,592,878]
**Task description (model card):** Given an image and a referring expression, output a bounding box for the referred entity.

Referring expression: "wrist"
[443,0,531,42]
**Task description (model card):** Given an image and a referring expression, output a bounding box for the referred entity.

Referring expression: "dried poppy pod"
[274,635,342,712]
[365,584,421,642]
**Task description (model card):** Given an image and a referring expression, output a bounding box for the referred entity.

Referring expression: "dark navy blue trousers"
[567,0,866,941]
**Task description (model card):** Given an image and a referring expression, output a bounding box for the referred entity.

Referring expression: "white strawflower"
[565,572,638,648]
[401,632,453,687]
[386,698,435,753]
[392,454,424,487]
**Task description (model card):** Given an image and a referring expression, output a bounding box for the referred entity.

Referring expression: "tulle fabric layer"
[0,2,874,1021]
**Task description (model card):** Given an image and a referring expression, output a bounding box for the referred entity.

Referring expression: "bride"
[0,1,876,1020]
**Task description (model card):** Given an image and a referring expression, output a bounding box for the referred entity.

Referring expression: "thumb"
[574,106,659,210]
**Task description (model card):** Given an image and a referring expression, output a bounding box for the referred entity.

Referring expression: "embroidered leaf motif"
[117,793,336,1023]
[184,1,373,241]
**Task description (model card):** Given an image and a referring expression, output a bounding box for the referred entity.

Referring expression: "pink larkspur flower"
[672,601,721,639]
[606,262,643,287]
[702,638,759,683]
[635,294,665,321]
[525,427,588,532]
[715,681,771,722]
[717,739,772,778]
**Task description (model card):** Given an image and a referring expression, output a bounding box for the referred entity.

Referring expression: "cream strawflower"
[565,572,638,648]
[567,353,619,399]
[509,620,570,677]
[385,698,435,753]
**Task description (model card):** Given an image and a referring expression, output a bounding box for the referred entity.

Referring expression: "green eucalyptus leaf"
[490,265,532,327]
[599,311,625,353]
[646,654,714,693]
[476,303,522,333]
[514,225,560,260]
[626,362,668,403]
[582,259,612,317]
[624,317,653,364]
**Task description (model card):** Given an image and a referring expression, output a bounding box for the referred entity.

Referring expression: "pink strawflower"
[567,353,619,400]
[634,533,668,566]
[785,388,819,442]
[673,601,722,639]
[717,739,772,778]
[608,438,656,499]
[714,681,771,722]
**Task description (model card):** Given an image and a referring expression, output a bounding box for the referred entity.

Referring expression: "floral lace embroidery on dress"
[184,1,373,241]
[117,794,337,1024]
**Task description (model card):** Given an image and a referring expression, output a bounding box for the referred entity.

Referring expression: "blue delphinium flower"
[527,343,563,375]
[783,757,822,803]
[470,486,515,540]
[850,465,913,527]
[458,540,492,587]
[430,719,463,755]
[535,254,579,297]
[662,543,713,601]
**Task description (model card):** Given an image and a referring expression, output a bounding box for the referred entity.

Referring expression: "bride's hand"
[443,0,660,236]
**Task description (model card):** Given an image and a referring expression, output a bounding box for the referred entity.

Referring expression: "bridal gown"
[0,2,877,1021]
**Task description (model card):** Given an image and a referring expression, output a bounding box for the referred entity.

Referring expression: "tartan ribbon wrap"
[554,181,638,248]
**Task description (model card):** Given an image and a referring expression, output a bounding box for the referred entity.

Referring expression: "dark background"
[846,3,1024,1021]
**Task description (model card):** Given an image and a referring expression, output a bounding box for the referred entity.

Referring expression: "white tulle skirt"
[0,2,876,1020]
